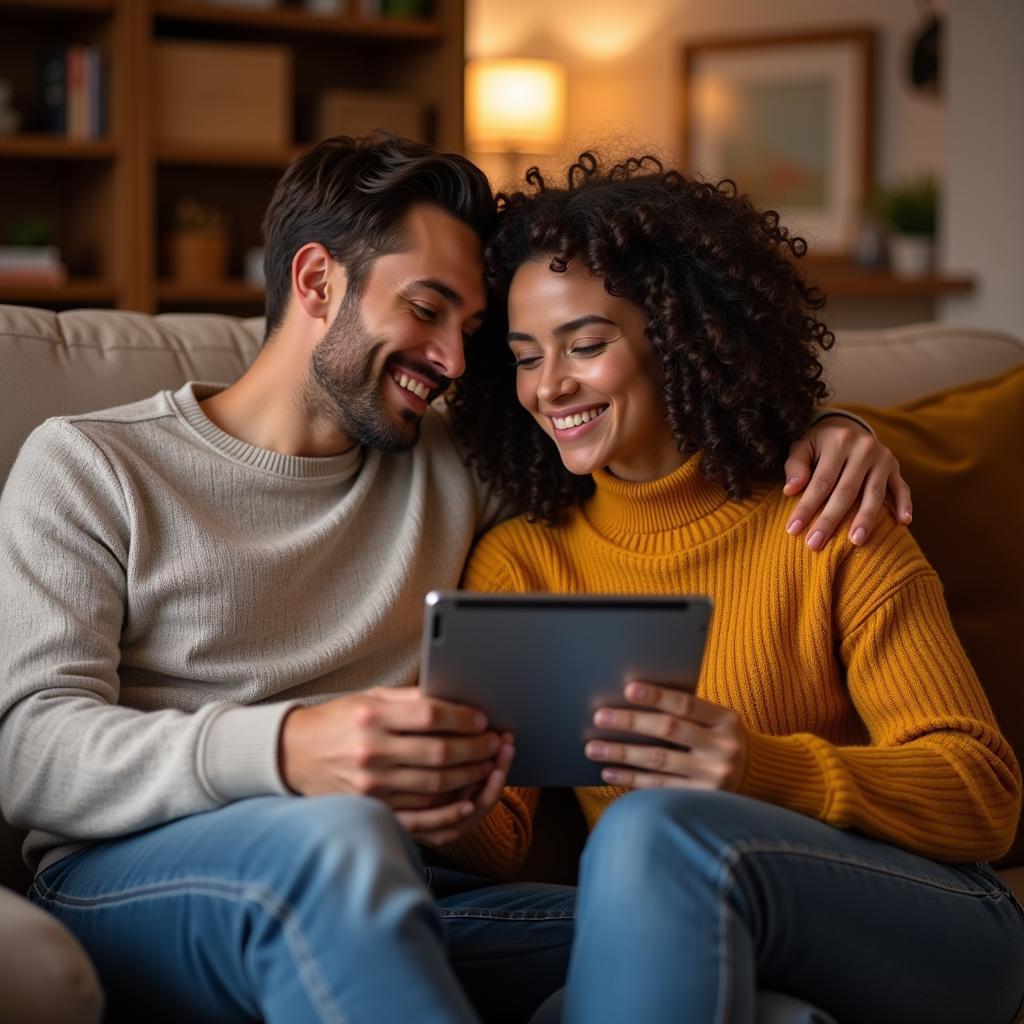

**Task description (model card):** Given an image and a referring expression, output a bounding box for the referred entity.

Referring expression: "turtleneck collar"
[585,455,769,550]
[172,382,364,480]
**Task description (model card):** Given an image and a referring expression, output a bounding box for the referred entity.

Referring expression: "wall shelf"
[805,263,974,300]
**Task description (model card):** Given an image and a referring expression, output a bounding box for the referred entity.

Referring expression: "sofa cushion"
[848,364,1024,867]
[0,884,104,1023]
[0,305,262,490]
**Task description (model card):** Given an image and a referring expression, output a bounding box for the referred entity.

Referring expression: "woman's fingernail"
[594,709,615,727]
[602,768,622,784]
[461,802,475,816]
[851,527,866,545]
[807,530,824,550]
[786,518,803,535]
[786,476,799,486]
[628,683,648,701]
[901,510,913,524]
[588,741,609,759]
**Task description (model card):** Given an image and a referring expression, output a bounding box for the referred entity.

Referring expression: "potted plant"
[165,198,230,283]
[874,177,937,278]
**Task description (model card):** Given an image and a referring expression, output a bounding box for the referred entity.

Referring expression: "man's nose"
[426,327,466,380]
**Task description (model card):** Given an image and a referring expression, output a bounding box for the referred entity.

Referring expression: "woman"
[445,155,1024,1023]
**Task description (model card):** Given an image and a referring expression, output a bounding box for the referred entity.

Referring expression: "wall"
[467,0,944,187]
[939,0,1024,334]
[467,0,1024,335]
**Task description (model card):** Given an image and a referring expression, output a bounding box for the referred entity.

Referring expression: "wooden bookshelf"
[0,278,117,305]
[0,0,466,314]
[0,133,115,159]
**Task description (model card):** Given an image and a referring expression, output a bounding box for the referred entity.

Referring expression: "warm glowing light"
[466,58,567,153]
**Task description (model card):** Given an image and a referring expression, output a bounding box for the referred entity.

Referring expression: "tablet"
[419,591,712,786]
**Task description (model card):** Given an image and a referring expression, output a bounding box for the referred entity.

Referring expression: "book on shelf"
[0,247,68,286]
[41,45,105,140]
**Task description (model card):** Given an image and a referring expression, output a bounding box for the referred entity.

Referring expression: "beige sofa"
[1,304,1023,1019]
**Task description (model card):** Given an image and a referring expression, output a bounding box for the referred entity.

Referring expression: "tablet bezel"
[419,591,713,787]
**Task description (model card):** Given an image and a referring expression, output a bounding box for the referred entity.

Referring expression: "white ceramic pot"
[888,234,934,278]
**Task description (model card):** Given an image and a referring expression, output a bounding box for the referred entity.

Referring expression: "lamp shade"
[466,58,566,153]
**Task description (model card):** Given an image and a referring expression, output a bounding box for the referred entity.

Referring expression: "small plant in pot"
[165,198,230,283]
[875,177,937,278]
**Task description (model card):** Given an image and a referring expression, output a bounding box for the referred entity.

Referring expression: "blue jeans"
[28,795,575,1023]
[553,789,1024,1024]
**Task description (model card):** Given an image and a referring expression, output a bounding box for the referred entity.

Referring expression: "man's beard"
[305,296,445,453]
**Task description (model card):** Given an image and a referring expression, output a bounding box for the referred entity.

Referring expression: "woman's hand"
[783,416,913,550]
[585,682,746,791]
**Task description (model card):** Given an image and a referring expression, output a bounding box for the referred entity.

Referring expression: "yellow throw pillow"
[847,364,1024,866]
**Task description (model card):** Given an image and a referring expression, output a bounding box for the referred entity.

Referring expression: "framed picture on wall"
[680,28,875,256]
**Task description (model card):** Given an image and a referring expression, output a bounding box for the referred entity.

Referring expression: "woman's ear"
[292,243,347,323]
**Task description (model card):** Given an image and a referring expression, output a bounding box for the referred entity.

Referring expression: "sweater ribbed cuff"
[740,731,830,820]
[199,701,300,802]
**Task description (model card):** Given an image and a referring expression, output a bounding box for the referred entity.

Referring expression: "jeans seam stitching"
[721,840,1009,898]
[436,909,575,921]
[33,875,348,1024]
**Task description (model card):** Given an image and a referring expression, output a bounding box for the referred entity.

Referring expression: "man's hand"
[585,682,746,792]
[783,417,912,550]
[413,736,515,848]
[280,687,505,837]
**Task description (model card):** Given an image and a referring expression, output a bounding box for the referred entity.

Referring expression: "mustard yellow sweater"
[442,456,1020,879]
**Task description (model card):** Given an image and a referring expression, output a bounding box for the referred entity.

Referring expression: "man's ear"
[292,243,347,322]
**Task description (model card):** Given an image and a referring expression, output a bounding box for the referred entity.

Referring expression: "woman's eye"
[572,342,609,357]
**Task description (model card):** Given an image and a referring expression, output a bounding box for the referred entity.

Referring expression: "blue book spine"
[41,50,67,135]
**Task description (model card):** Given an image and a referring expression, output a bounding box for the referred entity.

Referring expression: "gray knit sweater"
[0,383,497,872]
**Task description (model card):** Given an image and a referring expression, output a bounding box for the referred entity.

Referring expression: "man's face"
[306,204,487,452]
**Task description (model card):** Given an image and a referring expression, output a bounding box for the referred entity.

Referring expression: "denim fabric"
[560,789,1024,1024]
[425,854,575,1022]
[28,795,575,1024]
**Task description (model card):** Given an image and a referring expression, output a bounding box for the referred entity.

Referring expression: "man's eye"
[411,304,438,322]
[511,355,542,370]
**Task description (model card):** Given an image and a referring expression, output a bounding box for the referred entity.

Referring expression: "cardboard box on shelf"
[316,88,425,144]
[155,41,292,149]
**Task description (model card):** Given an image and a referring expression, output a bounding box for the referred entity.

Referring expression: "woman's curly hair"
[448,152,834,524]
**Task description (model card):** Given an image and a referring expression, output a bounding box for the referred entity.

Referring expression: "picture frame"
[680,28,875,256]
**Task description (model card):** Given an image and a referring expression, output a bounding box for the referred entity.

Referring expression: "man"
[0,135,909,1023]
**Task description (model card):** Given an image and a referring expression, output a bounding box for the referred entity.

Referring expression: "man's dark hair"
[448,153,835,524]
[261,132,496,336]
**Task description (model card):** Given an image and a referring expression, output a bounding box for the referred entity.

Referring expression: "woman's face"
[506,259,685,482]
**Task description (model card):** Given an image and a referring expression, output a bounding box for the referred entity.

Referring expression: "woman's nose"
[538,361,578,402]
